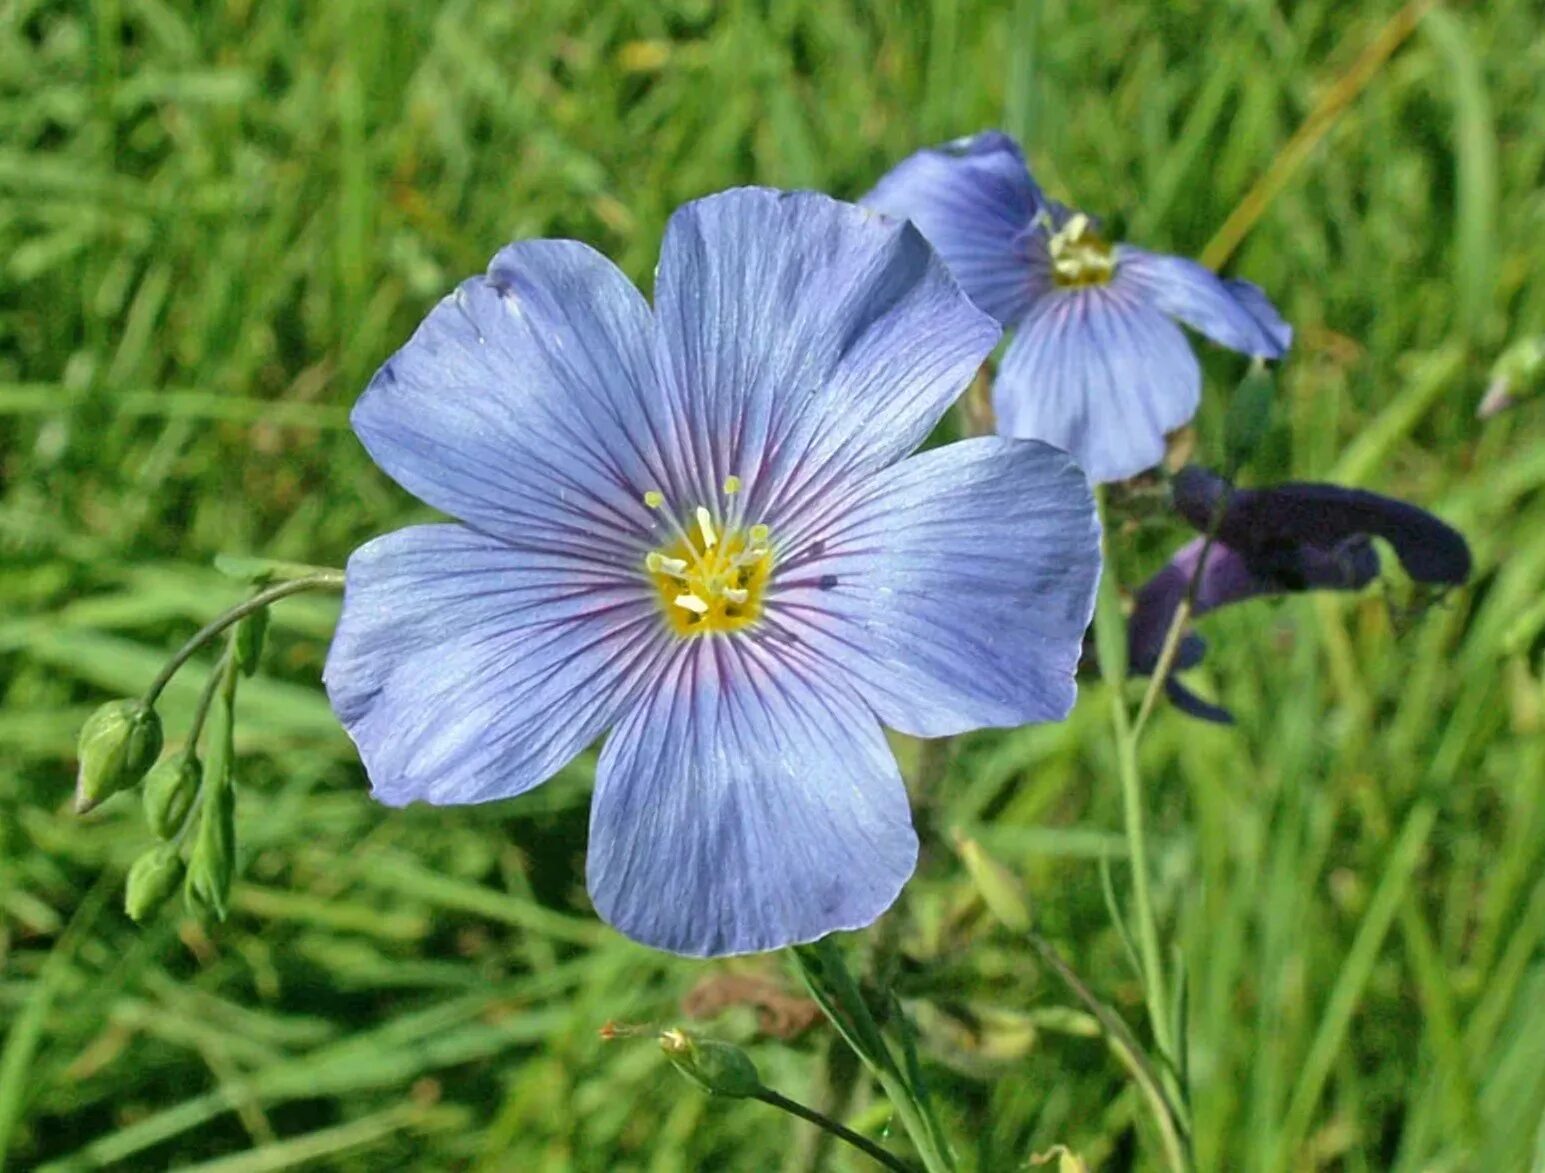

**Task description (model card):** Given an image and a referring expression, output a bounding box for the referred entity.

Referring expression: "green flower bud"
[659,1028,762,1098]
[125,844,185,923]
[142,752,200,839]
[185,776,235,922]
[75,700,163,813]
[1224,360,1275,475]
[1478,336,1545,419]
[235,607,269,677]
[952,830,1033,933]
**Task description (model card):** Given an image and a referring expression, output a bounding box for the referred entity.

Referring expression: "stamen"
[696,506,717,549]
[646,552,689,577]
[643,489,665,509]
[674,593,710,615]
[722,475,742,495]
[723,588,749,605]
[749,524,769,545]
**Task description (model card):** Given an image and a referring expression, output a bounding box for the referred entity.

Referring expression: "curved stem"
[1028,931,1191,1170]
[185,648,234,756]
[753,1087,917,1173]
[1111,694,1174,1070]
[142,571,344,707]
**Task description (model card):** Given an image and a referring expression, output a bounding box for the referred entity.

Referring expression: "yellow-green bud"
[125,844,185,923]
[75,700,163,813]
[235,608,269,677]
[142,753,200,839]
[953,830,1033,933]
[659,1029,761,1098]
[185,777,235,922]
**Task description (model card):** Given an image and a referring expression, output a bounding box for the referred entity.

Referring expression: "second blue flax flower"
[864,131,1292,482]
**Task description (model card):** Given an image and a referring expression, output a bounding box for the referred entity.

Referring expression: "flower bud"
[659,1028,761,1098]
[142,752,200,839]
[1224,360,1274,475]
[184,776,235,922]
[125,844,185,923]
[952,831,1033,933]
[235,607,269,677]
[75,700,163,813]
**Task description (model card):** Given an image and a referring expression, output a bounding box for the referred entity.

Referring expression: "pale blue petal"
[862,131,1047,324]
[652,187,999,526]
[324,525,672,806]
[994,286,1200,484]
[1114,247,1291,358]
[588,641,916,956]
[351,240,683,558]
[762,436,1100,737]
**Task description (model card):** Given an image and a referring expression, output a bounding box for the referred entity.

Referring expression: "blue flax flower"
[863,132,1293,483]
[1128,466,1471,722]
[324,188,1102,956]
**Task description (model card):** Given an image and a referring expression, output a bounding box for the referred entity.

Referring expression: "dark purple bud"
[1171,467,1471,587]
[1165,678,1235,725]
[1128,539,1269,675]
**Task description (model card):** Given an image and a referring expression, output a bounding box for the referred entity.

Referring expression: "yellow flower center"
[1046,211,1115,288]
[643,477,775,638]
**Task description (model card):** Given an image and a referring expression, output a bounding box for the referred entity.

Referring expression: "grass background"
[3,0,1543,1168]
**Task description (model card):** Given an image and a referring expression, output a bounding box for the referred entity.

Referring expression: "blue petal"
[652,187,999,523]
[324,525,671,806]
[994,287,1200,483]
[862,131,1047,325]
[1222,278,1294,355]
[765,436,1100,737]
[588,642,916,956]
[351,239,680,554]
[1114,248,1291,358]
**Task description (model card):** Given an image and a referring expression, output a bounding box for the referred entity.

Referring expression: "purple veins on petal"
[327,185,1101,956]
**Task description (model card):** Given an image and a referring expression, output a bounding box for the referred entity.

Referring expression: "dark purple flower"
[1129,467,1471,722]
[862,132,1292,483]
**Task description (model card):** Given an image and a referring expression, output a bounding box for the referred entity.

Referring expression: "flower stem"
[1110,691,1175,1076]
[752,1086,918,1173]
[142,571,345,707]
[791,942,956,1173]
[1027,930,1190,1170]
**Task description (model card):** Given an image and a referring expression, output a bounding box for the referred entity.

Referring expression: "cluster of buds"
[73,587,282,926]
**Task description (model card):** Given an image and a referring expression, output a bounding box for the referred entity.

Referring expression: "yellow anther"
[723,587,749,605]
[723,475,742,495]
[749,524,770,545]
[643,489,665,509]
[695,506,717,549]
[674,593,710,615]
[646,552,689,577]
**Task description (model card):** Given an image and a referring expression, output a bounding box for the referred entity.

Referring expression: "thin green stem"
[143,572,344,706]
[752,1087,918,1173]
[791,944,956,1173]
[1027,932,1190,1170]
[1131,480,1232,741]
[1111,692,1175,1074]
[186,648,234,756]
[167,647,235,850]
